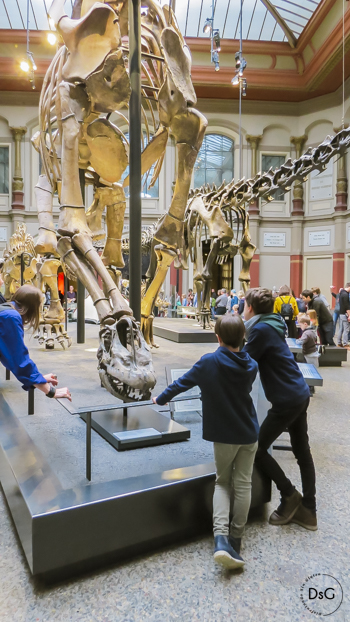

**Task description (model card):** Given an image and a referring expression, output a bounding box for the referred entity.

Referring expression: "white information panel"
[263,232,286,247]
[0,227,7,242]
[310,161,333,200]
[308,230,330,247]
[170,368,201,413]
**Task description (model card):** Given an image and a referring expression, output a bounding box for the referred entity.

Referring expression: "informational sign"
[263,232,286,247]
[310,161,333,200]
[0,227,7,242]
[308,230,330,247]
[170,368,201,413]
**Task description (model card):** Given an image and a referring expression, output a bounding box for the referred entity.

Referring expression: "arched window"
[194,133,234,188]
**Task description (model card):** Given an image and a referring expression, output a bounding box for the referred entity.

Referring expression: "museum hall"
[0,0,349,620]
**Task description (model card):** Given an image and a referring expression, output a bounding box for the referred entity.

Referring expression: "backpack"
[278,296,294,322]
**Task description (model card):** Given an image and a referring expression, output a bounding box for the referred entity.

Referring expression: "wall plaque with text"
[308,230,330,246]
[310,161,333,200]
[263,232,286,247]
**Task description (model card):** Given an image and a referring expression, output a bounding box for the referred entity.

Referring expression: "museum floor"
[0,323,349,622]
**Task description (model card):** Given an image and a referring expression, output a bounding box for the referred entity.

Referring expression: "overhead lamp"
[242,78,247,96]
[212,50,220,71]
[47,32,57,45]
[20,59,30,72]
[231,75,239,86]
[203,18,212,35]
[213,29,221,51]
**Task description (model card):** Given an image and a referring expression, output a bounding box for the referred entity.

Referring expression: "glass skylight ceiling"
[1,0,323,45]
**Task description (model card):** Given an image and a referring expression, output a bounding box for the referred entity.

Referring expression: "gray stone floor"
[0,322,349,621]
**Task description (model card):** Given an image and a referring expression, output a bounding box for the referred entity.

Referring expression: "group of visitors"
[153,287,317,570]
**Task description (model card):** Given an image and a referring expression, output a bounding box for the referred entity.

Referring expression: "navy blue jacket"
[243,320,309,408]
[156,347,259,444]
[0,305,46,390]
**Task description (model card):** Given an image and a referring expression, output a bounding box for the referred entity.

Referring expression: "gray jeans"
[338,314,349,346]
[213,441,258,539]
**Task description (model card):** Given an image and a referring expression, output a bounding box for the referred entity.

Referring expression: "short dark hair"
[301,289,313,299]
[245,287,274,314]
[215,314,245,348]
[11,285,43,331]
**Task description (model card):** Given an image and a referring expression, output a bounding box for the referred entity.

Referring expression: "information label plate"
[113,428,162,443]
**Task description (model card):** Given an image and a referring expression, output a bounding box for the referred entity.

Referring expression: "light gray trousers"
[338,314,349,346]
[213,441,258,539]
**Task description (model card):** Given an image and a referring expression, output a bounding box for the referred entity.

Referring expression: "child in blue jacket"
[153,314,259,570]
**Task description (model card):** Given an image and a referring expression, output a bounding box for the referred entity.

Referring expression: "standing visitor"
[301,290,334,346]
[273,285,298,338]
[336,283,350,348]
[215,288,228,316]
[243,288,317,531]
[330,286,341,337]
[0,285,71,400]
[153,315,259,569]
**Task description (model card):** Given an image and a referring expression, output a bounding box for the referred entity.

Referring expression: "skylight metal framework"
[0,0,323,48]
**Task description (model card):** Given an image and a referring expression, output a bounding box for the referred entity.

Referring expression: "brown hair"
[245,287,274,315]
[11,285,43,331]
[298,314,310,326]
[279,284,291,296]
[307,309,318,326]
[215,314,245,348]
[311,287,320,295]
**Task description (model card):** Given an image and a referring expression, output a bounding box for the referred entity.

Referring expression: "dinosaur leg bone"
[101,185,126,268]
[141,245,176,346]
[71,232,131,317]
[34,174,57,254]
[57,236,113,324]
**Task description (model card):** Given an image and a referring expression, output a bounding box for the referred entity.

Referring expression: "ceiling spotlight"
[242,78,247,96]
[20,60,30,73]
[203,18,212,34]
[213,29,221,51]
[47,32,57,45]
[212,50,220,71]
[231,75,239,86]
[235,52,241,69]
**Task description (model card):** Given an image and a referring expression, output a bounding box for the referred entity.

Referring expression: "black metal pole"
[86,411,91,481]
[128,0,142,323]
[64,273,68,332]
[77,280,85,343]
[5,369,10,380]
[20,253,24,286]
[77,168,85,343]
[28,388,35,415]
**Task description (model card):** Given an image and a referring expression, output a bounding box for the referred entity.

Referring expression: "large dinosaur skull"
[97,316,156,401]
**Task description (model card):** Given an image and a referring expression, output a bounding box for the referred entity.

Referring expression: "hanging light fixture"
[204,1,221,72]
[20,0,37,88]
[47,32,57,45]
[203,18,212,35]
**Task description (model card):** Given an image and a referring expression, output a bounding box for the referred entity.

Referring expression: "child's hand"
[152,397,158,404]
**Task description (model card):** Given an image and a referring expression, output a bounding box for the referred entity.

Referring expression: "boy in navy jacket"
[243,288,317,531]
[153,315,259,569]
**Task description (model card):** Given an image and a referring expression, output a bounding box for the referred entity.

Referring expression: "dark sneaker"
[291,504,318,531]
[214,535,245,569]
[269,489,302,525]
[229,536,242,554]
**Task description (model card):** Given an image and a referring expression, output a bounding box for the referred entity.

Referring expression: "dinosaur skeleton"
[33,0,206,400]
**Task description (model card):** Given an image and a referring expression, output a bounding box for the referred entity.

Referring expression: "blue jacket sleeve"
[156,361,202,406]
[0,312,47,390]
[242,328,264,362]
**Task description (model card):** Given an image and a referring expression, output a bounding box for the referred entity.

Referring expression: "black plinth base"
[80,406,190,451]
[153,318,217,343]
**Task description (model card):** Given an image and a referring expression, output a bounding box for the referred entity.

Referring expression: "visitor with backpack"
[273,285,299,338]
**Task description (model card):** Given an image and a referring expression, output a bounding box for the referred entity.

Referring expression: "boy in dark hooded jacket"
[243,288,317,532]
[153,314,259,570]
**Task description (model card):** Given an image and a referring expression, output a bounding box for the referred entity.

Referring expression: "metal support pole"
[64,274,68,332]
[86,411,92,481]
[129,0,142,323]
[77,280,85,344]
[5,369,10,380]
[28,388,35,415]
[20,253,25,286]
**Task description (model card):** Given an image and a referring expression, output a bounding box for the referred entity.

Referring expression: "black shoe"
[214,535,245,569]
[228,536,242,554]
[269,489,302,525]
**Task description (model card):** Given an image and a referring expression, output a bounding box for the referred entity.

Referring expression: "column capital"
[9,127,27,141]
[290,135,307,154]
[246,135,262,150]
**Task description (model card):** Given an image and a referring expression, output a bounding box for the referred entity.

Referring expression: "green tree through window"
[0,147,9,194]
[194,134,234,188]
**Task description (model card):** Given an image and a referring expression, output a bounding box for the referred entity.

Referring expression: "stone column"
[246,135,262,215]
[290,135,307,216]
[10,127,27,210]
[335,153,348,212]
